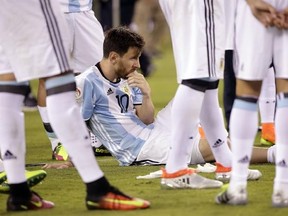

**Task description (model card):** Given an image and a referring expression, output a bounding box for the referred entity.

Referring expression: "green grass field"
[0,41,287,216]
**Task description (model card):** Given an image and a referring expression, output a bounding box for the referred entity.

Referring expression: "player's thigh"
[276,79,288,94]
[274,31,288,80]
[234,0,273,80]
[273,1,288,93]
[160,0,225,81]
[236,79,262,97]
[0,45,17,81]
[0,46,12,75]
[71,11,104,72]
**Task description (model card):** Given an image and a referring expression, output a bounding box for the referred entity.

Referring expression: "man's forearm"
[136,95,155,124]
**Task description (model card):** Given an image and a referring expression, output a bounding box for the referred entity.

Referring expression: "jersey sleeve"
[77,77,95,121]
[132,87,143,106]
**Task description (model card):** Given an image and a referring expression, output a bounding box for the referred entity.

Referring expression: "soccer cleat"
[215,163,262,182]
[215,184,247,205]
[260,137,274,146]
[92,145,111,157]
[215,163,231,183]
[161,168,223,189]
[272,190,288,208]
[7,191,54,211]
[86,186,150,210]
[25,170,47,188]
[247,169,262,180]
[52,143,69,161]
[260,122,275,146]
[0,181,10,193]
[0,170,47,193]
[0,171,7,184]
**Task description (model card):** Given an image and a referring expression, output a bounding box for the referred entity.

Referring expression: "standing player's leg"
[159,0,224,189]
[223,0,237,130]
[272,78,288,207]
[200,86,236,182]
[259,66,276,145]
[0,72,54,210]
[271,15,288,206]
[37,5,105,160]
[0,39,54,209]
[223,50,236,130]
[22,82,38,112]
[215,0,273,205]
[37,79,65,158]
[0,0,149,211]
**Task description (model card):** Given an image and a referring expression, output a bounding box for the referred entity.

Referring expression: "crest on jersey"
[120,82,131,96]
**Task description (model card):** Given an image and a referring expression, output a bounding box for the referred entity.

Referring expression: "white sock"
[229,98,258,189]
[45,74,104,183]
[259,67,276,123]
[200,89,232,167]
[274,95,288,196]
[0,92,26,184]
[46,91,104,183]
[38,105,59,150]
[166,85,204,173]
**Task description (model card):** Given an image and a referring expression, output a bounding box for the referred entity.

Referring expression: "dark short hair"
[103,26,145,58]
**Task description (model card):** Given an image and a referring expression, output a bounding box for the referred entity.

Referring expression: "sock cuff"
[234,98,258,111]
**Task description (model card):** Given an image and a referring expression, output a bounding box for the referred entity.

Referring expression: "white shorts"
[159,0,225,83]
[0,45,12,73]
[65,11,104,72]
[225,0,236,50]
[136,100,205,165]
[234,0,288,80]
[0,0,71,81]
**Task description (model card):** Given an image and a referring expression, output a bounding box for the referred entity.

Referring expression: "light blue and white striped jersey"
[60,0,93,13]
[76,64,155,166]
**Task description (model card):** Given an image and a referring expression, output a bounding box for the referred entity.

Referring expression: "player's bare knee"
[236,79,261,97]
[276,79,288,94]
[0,73,16,81]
